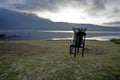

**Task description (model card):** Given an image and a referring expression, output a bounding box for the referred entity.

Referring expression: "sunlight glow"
[34,7,107,25]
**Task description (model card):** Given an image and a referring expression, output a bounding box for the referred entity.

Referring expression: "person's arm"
[72,27,78,44]
[72,27,78,33]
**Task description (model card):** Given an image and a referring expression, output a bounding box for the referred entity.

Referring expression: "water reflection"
[86,36,120,41]
[51,36,120,41]
[0,30,120,41]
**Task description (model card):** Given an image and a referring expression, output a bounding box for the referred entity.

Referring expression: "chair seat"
[70,44,83,48]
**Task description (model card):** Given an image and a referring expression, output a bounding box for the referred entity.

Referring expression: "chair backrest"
[75,32,86,47]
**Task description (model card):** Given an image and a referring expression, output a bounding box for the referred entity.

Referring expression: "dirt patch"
[85,46,105,55]
[0,43,49,56]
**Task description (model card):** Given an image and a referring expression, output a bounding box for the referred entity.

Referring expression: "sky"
[0,0,120,26]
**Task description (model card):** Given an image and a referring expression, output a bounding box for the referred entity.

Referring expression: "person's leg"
[70,41,75,53]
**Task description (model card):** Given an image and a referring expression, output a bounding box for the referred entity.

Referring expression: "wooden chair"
[70,32,86,58]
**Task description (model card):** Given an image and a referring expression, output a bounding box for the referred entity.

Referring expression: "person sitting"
[70,26,87,54]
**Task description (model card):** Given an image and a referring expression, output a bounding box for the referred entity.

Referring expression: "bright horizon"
[34,7,108,25]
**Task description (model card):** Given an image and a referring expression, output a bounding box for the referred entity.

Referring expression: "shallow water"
[0,30,120,41]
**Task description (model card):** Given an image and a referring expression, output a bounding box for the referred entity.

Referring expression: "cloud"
[84,0,106,16]
[0,0,107,12]
[12,0,59,12]
[0,0,120,25]
[93,0,106,10]
[12,0,89,12]
[11,0,76,12]
[0,0,117,13]
[103,21,120,26]
[0,0,25,9]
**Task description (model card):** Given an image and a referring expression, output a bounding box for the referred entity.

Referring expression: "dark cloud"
[106,8,120,19]
[91,0,106,10]
[12,0,89,12]
[0,0,109,12]
[84,0,107,17]
[13,0,60,12]
[0,0,120,25]
[113,8,120,14]
[0,0,119,12]
[0,1,96,10]
[12,0,78,12]
[103,21,120,26]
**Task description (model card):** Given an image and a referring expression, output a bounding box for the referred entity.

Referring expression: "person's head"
[78,27,87,32]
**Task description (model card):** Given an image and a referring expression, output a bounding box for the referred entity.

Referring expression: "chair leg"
[70,45,72,55]
[74,47,77,58]
[77,48,79,54]
[82,36,86,57]
[82,47,84,57]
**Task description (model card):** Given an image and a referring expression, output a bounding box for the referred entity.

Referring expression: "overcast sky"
[0,0,120,26]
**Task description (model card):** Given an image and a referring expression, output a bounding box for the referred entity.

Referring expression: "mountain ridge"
[0,8,120,31]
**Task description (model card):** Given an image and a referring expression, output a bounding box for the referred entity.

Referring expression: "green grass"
[0,40,120,80]
[110,38,120,44]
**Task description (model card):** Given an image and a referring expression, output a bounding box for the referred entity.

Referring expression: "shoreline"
[1,30,120,41]
[0,38,119,42]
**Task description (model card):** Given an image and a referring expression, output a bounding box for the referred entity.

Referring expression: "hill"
[0,8,76,30]
[0,8,120,31]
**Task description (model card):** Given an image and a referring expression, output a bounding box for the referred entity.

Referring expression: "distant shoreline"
[0,30,120,41]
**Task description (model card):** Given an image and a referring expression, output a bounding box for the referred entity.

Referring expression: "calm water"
[0,30,120,41]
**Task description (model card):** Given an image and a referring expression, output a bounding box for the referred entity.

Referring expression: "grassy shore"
[0,40,120,80]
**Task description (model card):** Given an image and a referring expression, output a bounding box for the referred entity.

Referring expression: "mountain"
[0,8,120,31]
[0,8,77,30]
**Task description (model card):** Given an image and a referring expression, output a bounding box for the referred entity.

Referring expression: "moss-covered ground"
[0,40,120,80]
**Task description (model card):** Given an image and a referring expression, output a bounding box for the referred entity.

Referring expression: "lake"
[0,30,120,41]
